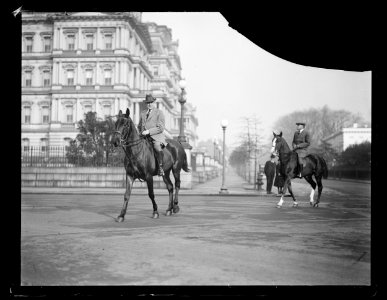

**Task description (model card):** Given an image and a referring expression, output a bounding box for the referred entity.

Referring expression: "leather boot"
[297,163,303,178]
[157,151,164,176]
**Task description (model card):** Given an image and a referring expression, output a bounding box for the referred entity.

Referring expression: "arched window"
[22,138,30,152]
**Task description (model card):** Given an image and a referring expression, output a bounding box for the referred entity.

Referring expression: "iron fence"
[21,146,125,167]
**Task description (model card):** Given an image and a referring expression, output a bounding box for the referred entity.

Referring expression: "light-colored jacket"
[137,108,167,144]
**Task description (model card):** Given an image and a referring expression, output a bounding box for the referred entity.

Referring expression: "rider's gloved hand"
[142,130,150,136]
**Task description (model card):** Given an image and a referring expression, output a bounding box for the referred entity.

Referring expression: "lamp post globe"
[179,79,187,90]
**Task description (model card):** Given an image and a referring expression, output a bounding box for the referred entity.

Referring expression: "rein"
[115,117,150,181]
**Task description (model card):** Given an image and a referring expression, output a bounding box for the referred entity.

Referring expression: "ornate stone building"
[21,12,198,152]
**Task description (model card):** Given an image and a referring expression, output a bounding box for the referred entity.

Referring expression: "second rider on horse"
[138,94,167,176]
[292,121,310,178]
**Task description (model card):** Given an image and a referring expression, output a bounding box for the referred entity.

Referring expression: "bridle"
[114,117,143,147]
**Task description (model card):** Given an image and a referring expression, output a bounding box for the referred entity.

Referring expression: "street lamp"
[177,79,192,150]
[219,119,229,194]
[213,137,218,161]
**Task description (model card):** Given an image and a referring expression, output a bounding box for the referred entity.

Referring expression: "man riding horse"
[292,121,310,178]
[138,94,166,176]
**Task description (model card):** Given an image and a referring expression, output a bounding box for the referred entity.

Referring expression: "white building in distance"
[321,123,371,153]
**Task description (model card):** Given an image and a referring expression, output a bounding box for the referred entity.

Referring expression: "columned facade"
[22,12,197,151]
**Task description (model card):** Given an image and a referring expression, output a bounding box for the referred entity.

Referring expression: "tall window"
[22,139,30,152]
[25,71,32,87]
[42,106,49,124]
[25,37,33,52]
[67,70,74,85]
[64,138,71,151]
[86,69,93,85]
[43,36,51,52]
[24,106,31,124]
[103,105,111,118]
[133,68,137,88]
[153,66,159,76]
[104,69,112,85]
[43,70,50,87]
[86,34,93,50]
[105,34,112,49]
[65,105,73,123]
[40,138,48,152]
[67,35,75,50]
[84,104,92,114]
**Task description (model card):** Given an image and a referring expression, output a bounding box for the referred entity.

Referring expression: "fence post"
[30,146,33,167]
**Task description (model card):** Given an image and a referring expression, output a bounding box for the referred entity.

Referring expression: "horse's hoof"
[276,205,282,208]
[116,216,124,223]
[313,203,319,208]
[310,202,313,206]
[153,212,159,219]
[173,206,180,214]
[293,203,298,208]
[166,210,172,216]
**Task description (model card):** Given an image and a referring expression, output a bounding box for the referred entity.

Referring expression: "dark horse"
[111,108,189,222]
[271,132,328,208]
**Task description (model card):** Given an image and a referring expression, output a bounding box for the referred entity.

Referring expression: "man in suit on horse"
[138,94,167,176]
[292,121,310,178]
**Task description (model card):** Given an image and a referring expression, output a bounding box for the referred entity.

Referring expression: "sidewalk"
[21,167,267,196]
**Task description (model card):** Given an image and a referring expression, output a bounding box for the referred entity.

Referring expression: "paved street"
[20,169,371,286]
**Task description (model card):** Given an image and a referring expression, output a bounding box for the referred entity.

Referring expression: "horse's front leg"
[276,177,289,208]
[146,176,159,218]
[287,180,298,207]
[172,170,181,214]
[116,175,134,222]
[162,170,174,216]
[276,176,297,208]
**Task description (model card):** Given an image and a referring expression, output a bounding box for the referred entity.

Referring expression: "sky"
[142,12,372,149]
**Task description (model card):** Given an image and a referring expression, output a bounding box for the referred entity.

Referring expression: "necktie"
[146,109,151,120]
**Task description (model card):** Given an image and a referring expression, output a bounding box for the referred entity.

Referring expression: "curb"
[21,189,267,197]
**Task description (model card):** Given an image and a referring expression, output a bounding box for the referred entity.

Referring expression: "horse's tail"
[182,150,190,173]
[318,156,328,179]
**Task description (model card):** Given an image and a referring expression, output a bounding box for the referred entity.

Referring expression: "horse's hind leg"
[116,175,134,222]
[146,177,159,218]
[172,169,181,214]
[314,175,323,207]
[304,175,317,206]
[163,169,174,216]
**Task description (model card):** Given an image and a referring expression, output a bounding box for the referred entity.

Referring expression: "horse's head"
[111,108,134,147]
[271,131,283,156]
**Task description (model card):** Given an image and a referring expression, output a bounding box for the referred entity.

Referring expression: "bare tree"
[273,105,368,147]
